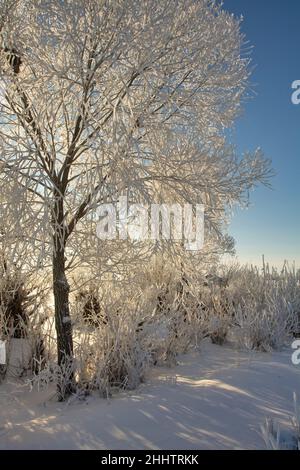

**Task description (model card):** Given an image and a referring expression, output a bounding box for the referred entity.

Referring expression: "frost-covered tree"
[0,0,272,397]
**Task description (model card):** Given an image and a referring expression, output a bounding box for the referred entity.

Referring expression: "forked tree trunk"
[52,239,75,400]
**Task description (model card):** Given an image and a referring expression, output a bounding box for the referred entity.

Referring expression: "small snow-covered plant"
[292,392,300,450]
[261,418,281,450]
[261,393,300,450]
[32,355,76,402]
[261,409,300,450]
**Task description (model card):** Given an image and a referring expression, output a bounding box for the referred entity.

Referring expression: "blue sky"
[223,0,300,268]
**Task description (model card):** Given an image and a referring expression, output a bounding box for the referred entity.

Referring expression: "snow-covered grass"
[0,340,299,450]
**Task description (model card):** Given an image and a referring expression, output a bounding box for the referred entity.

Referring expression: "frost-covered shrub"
[154,293,200,365]
[142,275,213,364]
[31,355,76,401]
[126,262,208,363]
[221,264,300,351]
[235,294,297,352]
[70,287,153,395]
[77,311,150,395]
[136,260,234,356]
[198,283,234,345]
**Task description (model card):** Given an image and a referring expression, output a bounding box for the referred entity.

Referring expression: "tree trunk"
[52,240,75,400]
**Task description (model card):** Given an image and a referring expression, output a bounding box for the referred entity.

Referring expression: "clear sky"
[223,0,300,268]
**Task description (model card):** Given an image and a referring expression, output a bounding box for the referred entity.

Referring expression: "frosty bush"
[74,296,151,396]
[231,265,299,351]
[235,294,296,352]
[137,265,213,364]
[197,280,234,346]
[41,286,155,397]
[32,355,76,402]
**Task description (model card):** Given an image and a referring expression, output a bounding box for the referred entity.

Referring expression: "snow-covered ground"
[0,341,299,450]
